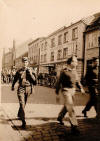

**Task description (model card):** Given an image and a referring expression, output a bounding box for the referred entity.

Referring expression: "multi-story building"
[2,49,13,71]
[39,21,89,78]
[39,13,100,79]
[39,37,52,73]
[28,37,44,73]
[28,13,100,79]
[84,13,100,75]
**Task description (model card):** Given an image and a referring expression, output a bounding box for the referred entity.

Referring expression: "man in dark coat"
[82,57,98,117]
[11,57,36,129]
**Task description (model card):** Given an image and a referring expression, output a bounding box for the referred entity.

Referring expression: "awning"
[41,64,55,67]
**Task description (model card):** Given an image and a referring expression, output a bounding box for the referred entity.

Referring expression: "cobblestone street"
[0,85,100,141]
[0,103,100,141]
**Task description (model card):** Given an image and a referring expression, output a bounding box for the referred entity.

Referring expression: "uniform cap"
[22,57,28,62]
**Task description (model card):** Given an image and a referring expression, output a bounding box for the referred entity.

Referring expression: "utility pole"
[75,41,77,57]
[38,48,40,75]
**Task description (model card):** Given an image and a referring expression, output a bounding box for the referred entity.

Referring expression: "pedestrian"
[11,57,37,129]
[11,66,16,83]
[55,56,85,135]
[82,57,98,117]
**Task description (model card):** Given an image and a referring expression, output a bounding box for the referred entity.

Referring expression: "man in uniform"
[55,56,85,135]
[11,57,36,129]
[82,57,99,117]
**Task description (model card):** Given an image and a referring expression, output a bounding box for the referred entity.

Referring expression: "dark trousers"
[17,86,32,121]
[17,92,28,121]
[83,86,97,113]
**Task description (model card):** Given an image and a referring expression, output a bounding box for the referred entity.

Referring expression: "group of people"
[55,56,99,135]
[1,67,16,84]
[11,56,99,135]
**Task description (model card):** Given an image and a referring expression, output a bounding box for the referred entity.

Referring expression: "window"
[57,49,62,60]
[41,55,44,62]
[72,28,78,40]
[41,43,44,51]
[34,56,35,62]
[63,48,68,58]
[51,38,55,47]
[88,42,91,48]
[51,52,54,61]
[58,35,62,45]
[44,54,47,62]
[44,42,47,50]
[93,33,97,47]
[35,56,37,63]
[64,32,68,43]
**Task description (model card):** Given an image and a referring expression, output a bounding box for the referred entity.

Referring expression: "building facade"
[39,21,87,78]
[37,13,100,79]
[28,37,44,74]
[84,15,100,75]
[2,49,13,71]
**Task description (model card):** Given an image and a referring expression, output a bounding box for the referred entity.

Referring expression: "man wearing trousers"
[11,57,36,129]
[82,57,98,117]
[55,56,84,135]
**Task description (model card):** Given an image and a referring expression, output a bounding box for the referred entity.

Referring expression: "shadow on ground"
[11,117,100,141]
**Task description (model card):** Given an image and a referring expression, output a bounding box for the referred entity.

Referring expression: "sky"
[0,0,100,52]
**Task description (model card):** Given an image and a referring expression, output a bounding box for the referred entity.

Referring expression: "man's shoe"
[82,110,87,117]
[96,114,99,119]
[71,126,80,135]
[21,120,26,129]
[57,117,64,125]
[17,114,21,120]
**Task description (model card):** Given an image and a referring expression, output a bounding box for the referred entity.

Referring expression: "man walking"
[82,57,98,117]
[11,57,36,129]
[55,56,84,135]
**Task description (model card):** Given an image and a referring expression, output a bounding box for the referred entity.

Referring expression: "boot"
[82,110,87,117]
[57,117,64,125]
[21,120,26,129]
[71,126,80,135]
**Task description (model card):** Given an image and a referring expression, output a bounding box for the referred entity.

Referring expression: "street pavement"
[1,84,89,106]
[0,85,100,141]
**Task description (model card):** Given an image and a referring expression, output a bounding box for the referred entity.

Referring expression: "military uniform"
[11,57,36,128]
[82,61,98,117]
[56,68,80,125]
[55,64,83,135]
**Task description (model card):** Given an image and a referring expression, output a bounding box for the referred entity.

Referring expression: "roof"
[47,12,100,38]
[28,37,45,46]
[81,12,100,25]
[48,26,66,37]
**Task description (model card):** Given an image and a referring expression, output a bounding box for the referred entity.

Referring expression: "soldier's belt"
[21,84,31,87]
[25,85,31,87]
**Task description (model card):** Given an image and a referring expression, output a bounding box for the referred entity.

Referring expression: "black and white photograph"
[0,0,100,140]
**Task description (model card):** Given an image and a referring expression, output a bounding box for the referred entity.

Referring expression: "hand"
[81,88,85,94]
[56,95,60,104]
[27,68,32,74]
[11,87,14,91]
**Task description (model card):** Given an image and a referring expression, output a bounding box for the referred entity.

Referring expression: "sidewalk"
[0,103,100,141]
